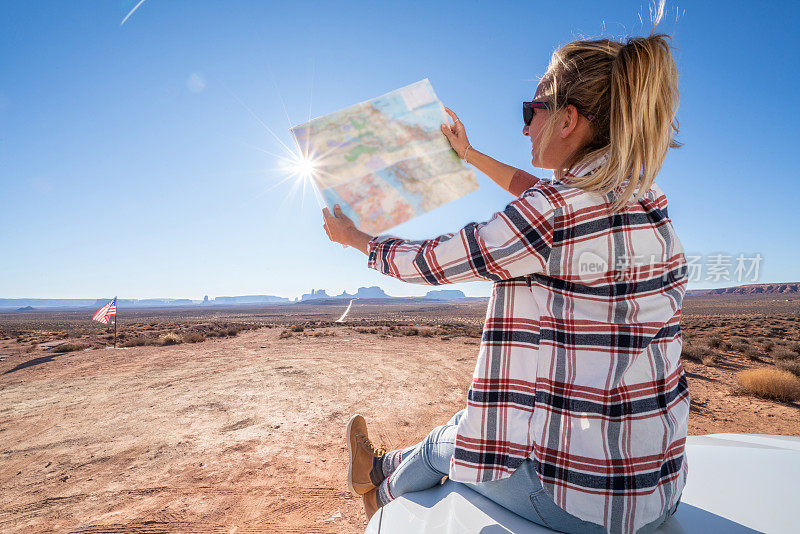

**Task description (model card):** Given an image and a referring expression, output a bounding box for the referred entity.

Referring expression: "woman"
[323,32,689,534]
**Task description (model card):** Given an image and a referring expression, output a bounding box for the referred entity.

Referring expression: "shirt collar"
[552,151,609,185]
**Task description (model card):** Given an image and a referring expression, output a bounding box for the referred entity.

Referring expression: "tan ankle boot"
[346,414,386,495]
[363,487,380,520]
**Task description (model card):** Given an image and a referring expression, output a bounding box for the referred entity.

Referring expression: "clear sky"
[1,1,798,300]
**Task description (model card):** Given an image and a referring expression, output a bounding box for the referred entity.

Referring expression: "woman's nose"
[522,124,530,137]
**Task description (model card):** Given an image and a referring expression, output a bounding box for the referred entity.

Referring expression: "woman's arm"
[322,190,556,286]
[464,147,541,197]
[440,107,540,197]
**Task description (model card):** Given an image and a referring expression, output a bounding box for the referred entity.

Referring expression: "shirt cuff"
[366,234,398,271]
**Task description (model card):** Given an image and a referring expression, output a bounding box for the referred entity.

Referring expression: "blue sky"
[1,1,798,300]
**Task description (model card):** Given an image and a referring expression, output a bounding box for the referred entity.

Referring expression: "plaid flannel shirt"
[367,152,689,534]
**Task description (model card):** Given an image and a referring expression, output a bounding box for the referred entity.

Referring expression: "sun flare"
[285,151,319,181]
[263,144,326,209]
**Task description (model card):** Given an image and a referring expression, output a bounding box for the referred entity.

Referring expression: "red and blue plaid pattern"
[367,152,689,534]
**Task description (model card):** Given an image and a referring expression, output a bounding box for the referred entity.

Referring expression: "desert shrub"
[206,325,242,337]
[708,335,723,349]
[400,327,419,336]
[733,336,750,345]
[763,341,775,353]
[730,341,749,353]
[681,343,711,362]
[701,351,717,366]
[182,332,206,343]
[278,330,293,340]
[158,333,182,346]
[790,342,800,355]
[773,349,798,361]
[434,323,484,338]
[777,360,800,378]
[721,341,733,351]
[121,336,158,347]
[737,368,800,402]
[311,330,336,337]
[53,343,87,353]
[290,324,305,332]
[222,327,242,336]
[354,327,379,334]
[743,347,761,361]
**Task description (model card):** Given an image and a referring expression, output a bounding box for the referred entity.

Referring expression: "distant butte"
[686,282,800,296]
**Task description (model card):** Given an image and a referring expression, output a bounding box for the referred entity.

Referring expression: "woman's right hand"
[440,107,471,159]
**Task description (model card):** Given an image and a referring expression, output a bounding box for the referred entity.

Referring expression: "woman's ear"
[559,105,580,139]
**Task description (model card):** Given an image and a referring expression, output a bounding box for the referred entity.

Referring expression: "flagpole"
[113,296,117,348]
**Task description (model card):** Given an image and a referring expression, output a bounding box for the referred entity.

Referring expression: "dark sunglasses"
[523,100,596,126]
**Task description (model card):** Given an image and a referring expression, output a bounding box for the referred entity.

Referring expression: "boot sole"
[345,413,361,496]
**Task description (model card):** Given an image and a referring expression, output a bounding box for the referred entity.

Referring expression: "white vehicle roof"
[366,433,800,534]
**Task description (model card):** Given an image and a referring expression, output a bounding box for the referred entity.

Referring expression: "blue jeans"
[387,409,679,534]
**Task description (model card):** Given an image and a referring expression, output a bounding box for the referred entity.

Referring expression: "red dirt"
[1,312,799,532]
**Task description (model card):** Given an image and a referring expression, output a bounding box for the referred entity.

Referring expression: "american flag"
[92,297,117,325]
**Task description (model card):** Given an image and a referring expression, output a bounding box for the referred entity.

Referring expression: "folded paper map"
[290,79,479,234]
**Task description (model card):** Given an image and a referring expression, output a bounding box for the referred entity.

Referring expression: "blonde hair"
[535,31,681,211]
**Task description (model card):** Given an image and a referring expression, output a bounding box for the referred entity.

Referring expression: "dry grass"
[777,360,800,378]
[682,343,713,363]
[310,330,336,338]
[354,327,380,334]
[737,368,800,402]
[158,333,182,346]
[773,349,798,361]
[351,323,481,339]
[182,332,206,343]
[121,336,159,348]
[701,351,718,366]
[434,323,483,338]
[52,343,87,353]
[743,346,761,361]
[730,341,749,353]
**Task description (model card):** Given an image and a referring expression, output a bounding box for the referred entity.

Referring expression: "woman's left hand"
[441,107,471,159]
[322,204,372,254]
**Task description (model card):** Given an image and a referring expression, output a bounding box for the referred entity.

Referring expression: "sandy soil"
[1,321,799,533]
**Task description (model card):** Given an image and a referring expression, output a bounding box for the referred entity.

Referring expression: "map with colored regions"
[289,79,479,234]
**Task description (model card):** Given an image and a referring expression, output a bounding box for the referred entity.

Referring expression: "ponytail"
[535,32,681,211]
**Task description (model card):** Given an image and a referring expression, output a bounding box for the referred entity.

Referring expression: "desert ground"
[1,295,799,533]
